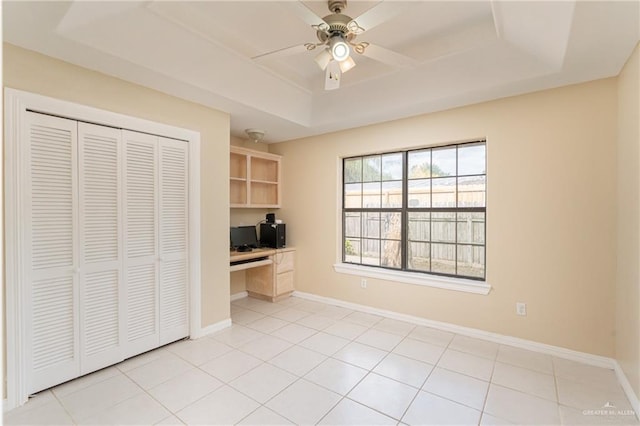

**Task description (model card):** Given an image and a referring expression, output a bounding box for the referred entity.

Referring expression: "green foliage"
[344,158,362,183]
[344,239,356,255]
[409,162,448,178]
[363,162,381,181]
[344,156,395,183]
[347,155,448,183]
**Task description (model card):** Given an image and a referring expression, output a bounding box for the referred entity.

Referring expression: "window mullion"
[429,149,433,274]
[455,145,458,276]
[401,151,408,271]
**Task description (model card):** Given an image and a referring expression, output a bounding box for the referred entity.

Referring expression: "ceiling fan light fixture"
[329,34,350,62]
[338,56,356,73]
[314,48,332,70]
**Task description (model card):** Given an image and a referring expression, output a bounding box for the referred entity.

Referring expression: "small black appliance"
[260,223,286,248]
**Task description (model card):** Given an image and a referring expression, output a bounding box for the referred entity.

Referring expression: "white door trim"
[3,88,202,410]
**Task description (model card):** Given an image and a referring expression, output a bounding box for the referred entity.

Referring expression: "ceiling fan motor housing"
[317,13,356,43]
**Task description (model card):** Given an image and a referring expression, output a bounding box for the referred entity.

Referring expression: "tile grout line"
[71,369,155,424]
[396,328,457,423]
[49,388,78,426]
[256,311,400,423]
[129,371,185,425]
[342,395,404,423]
[478,342,500,424]
[221,313,355,423]
[421,332,495,415]
[121,338,252,423]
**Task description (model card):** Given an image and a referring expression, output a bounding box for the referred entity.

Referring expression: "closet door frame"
[4,88,202,410]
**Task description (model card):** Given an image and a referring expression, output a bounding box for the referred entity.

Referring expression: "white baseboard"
[192,318,232,338]
[292,291,613,368]
[293,290,640,419]
[231,291,248,302]
[614,361,640,417]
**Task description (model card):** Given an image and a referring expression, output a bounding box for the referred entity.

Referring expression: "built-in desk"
[230,247,295,302]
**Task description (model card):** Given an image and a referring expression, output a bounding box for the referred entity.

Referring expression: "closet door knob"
[73,267,80,274]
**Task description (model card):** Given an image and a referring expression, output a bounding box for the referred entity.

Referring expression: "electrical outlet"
[516,302,527,316]
[360,279,367,289]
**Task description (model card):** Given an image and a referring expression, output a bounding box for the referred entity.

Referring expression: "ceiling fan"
[253,0,417,90]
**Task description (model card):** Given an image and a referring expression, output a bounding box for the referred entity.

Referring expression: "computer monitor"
[230,226,259,250]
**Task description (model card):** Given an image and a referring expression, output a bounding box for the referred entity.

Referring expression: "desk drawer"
[277,270,294,295]
[275,250,294,273]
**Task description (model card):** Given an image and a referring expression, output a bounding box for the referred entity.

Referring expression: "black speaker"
[266,213,276,224]
[260,223,286,248]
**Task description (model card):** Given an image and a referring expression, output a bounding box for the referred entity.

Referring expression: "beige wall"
[3,43,232,330]
[616,43,640,398]
[270,78,618,356]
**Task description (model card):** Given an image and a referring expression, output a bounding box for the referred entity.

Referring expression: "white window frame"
[4,88,202,410]
[332,150,491,296]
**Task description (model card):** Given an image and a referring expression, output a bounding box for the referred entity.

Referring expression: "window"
[342,141,486,280]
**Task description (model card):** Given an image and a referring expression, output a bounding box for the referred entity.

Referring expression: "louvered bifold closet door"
[78,123,124,374]
[158,137,189,345]
[123,130,160,357]
[25,112,80,394]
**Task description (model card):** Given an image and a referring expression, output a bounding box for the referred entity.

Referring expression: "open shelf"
[251,157,278,182]
[230,146,281,208]
[251,181,279,206]
[230,152,247,179]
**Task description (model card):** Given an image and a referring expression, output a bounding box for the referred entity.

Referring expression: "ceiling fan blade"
[347,1,410,34]
[252,44,309,63]
[361,43,418,68]
[281,1,328,31]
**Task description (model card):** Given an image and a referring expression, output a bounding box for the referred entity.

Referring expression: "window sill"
[333,263,491,295]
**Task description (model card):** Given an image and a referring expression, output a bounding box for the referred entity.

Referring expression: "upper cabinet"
[230,146,282,208]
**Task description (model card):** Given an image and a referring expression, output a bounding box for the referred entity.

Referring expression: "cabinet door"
[78,123,124,374]
[158,137,189,344]
[25,112,80,394]
[275,251,295,273]
[276,271,295,295]
[123,130,159,357]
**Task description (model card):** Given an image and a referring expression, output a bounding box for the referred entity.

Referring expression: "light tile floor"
[5,295,639,425]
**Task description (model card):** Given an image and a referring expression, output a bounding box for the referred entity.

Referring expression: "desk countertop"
[230,247,295,263]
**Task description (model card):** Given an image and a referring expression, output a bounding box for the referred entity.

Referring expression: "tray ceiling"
[3,1,639,142]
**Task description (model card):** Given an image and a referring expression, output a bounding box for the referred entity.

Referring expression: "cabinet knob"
[158,256,164,262]
[73,267,80,274]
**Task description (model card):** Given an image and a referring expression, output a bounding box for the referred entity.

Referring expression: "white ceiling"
[3,1,639,143]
